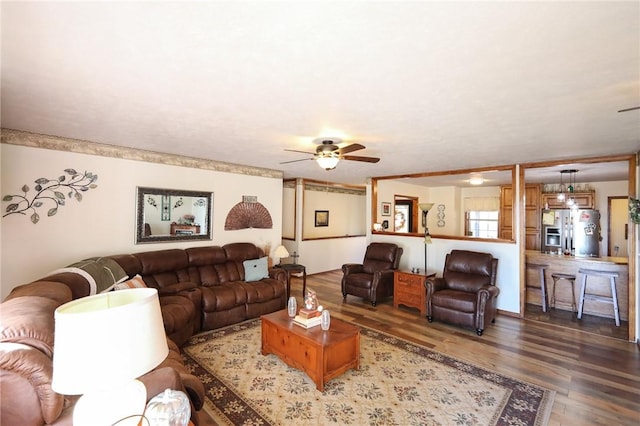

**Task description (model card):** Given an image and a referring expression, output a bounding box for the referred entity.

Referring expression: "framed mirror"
[372,165,516,241]
[136,187,213,244]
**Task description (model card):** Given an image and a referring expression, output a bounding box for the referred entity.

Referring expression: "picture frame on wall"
[381,202,391,216]
[315,210,329,227]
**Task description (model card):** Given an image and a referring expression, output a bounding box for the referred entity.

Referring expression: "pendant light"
[559,169,578,208]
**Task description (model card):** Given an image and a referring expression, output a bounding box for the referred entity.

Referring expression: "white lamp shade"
[274,245,290,258]
[52,288,168,395]
[419,203,434,212]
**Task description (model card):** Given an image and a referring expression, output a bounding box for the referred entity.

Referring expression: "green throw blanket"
[50,257,128,294]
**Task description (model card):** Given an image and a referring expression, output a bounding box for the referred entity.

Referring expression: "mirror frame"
[136,187,213,244]
[372,165,516,242]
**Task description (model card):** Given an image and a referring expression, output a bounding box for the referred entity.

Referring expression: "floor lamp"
[419,203,434,274]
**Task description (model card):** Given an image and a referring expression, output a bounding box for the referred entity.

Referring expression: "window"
[465,211,499,238]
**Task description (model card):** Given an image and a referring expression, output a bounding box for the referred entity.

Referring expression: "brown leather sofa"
[109,242,288,336]
[0,282,204,426]
[341,242,403,306]
[425,249,499,336]
[1,242,287,426]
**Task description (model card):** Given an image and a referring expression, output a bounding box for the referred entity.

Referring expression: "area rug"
[182,319,555,426]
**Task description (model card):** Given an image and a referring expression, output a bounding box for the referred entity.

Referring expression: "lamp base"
[73,379,147,426]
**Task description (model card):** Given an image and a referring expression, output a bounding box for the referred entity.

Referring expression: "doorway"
[393,195,418,233]
[608,196,629,257]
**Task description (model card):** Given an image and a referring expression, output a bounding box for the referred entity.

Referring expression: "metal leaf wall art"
[2,168,98,224]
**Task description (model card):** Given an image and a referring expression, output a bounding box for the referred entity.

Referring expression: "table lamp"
[52,288,169,426]
[274,245,290,265]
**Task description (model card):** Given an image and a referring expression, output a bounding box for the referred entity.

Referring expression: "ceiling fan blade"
[337,143,365,154]
[284,148,315,155]
[342,155,380,163]
[280,158,314,164]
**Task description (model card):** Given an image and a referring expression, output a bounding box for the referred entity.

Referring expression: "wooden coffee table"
[260,309,360,391]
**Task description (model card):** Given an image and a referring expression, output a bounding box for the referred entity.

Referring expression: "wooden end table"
[260,310,360,391]
[274,263,306,298]
[394,270,436,315]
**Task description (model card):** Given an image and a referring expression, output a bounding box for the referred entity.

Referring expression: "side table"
[274,263,307,299]
[394,270,435,315]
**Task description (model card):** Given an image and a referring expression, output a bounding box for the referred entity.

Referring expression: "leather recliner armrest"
[342,263,364,275]
[425,277,446,294]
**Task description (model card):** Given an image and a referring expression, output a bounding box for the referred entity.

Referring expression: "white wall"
[302,189,365,238]
[1,143,283,299]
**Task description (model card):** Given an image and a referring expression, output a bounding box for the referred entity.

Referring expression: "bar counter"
[525,250,629,321]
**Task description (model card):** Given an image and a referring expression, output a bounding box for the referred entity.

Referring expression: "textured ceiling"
[1,1,639,185]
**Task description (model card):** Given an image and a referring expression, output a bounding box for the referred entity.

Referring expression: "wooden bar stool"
[550,273,577,313]
[577,268,620,326]
[526,263,549,312]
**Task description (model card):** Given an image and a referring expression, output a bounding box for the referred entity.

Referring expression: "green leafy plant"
[3,169,98,224]
[630,197,640,225]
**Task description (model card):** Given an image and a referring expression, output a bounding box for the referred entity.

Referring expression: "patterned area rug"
[182,319,554,426]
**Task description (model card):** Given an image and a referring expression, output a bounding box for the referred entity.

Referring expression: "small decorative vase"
[145,388,191,426]
[321,309,331,330]
[287,297,297,317]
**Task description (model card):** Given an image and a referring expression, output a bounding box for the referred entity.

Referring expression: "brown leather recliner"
[426,250,499,336]
[342,243,403,306]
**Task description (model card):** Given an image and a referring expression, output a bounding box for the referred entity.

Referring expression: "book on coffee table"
[298,308,321,319]
[293,315,322,328]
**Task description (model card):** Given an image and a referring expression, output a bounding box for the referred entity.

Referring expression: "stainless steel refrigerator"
[541,209,600,257]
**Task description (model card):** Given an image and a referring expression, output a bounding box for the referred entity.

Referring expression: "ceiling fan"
[281,138,380,170]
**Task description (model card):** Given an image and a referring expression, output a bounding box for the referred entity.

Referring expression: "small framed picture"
[381,202,391,216]
[315,210,329,227]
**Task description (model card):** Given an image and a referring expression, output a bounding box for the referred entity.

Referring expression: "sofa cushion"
[114,274,147,290]
[243,257,269,282]
[0,296,60,358]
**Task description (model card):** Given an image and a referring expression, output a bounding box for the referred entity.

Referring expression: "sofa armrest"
[156,339,205,411]
[478,284,500,299]
[268,267,287,283]
[0,342,65,425]
[373,269,394,285]
[342,263,364,275]
[425,277,447,318]
[425,277,446,295]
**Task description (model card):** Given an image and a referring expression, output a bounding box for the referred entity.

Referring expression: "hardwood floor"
[524,302,629,341]
[198,270,640,426]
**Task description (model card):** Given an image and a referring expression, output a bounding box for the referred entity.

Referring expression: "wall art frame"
[315,210,329,227]
[381,202,391,216]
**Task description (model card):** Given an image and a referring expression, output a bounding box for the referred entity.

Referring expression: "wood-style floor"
[198,270,640,426]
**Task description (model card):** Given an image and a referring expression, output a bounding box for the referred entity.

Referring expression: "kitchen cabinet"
[500,184,541,250]
[541,192,595,210]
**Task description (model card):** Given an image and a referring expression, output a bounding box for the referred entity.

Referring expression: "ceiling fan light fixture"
[316,154,340,170]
